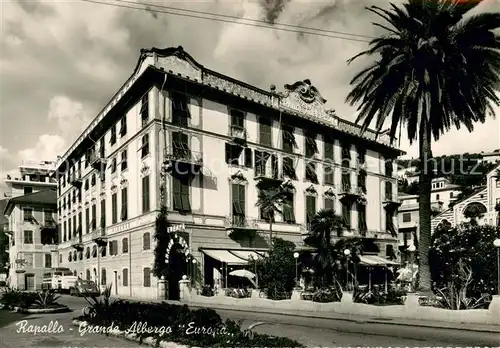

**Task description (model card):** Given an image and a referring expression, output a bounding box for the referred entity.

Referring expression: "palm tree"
[306,209,344,287]
[255,184,289,248]
[346,0,500,293]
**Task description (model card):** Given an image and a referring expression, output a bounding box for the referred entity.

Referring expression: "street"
[54,295,499,347]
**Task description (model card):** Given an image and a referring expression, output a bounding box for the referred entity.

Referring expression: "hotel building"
[3,161,58,290]
[55,46,404,299]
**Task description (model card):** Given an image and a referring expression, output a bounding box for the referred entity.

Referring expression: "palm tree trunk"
[417,122,433,293]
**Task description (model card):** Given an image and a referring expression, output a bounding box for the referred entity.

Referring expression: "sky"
[1,0,500,197]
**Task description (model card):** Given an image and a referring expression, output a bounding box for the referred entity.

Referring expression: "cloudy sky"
[1,0,499,196]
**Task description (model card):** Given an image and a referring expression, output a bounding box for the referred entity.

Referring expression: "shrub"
[0,288,38,309]
[312,287,342,303]
[200,285,214,297]
[33,290,61,308]
[76,300,304,347]
[353,286,405,305]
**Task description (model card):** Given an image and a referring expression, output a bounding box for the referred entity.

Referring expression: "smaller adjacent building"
[3,161,58,290]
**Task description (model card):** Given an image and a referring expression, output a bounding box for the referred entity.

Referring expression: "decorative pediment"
[120,178,128,188]
[305,185,317,195]
[110,184,118,194]
[229,171,246,183]
[324,188,336,197]
[152,46,203,81]
[140,163,151,178]
[357,196,368,205]
[100,191,106,198]
[280,80,337,125]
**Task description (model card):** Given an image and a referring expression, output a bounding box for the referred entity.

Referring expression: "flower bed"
[353,287,406,306]
[76,299,303,347]
[0,288,69,313]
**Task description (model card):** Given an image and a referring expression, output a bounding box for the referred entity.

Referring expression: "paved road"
[58,295,500,347]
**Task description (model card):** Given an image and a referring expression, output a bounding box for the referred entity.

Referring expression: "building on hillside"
[0,199,9,282]
[54,46,404,300]
[3,160,57,198]
[396,165,417,181]
[397,177,462,263]
[430,163,500,230]
[480,150,500,165]
[3,189,58,290]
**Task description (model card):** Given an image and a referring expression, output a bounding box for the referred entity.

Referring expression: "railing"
[71,234,83,246]
[70,171,82,184]
[229,125,247,140]
[224,216,258,229]
[164,147,203,165]
[91,227,106,239]
[338,184,363,196]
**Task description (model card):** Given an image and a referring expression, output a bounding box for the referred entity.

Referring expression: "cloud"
[1,0,499,198]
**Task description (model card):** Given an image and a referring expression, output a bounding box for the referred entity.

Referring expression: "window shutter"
[244,148,252,168]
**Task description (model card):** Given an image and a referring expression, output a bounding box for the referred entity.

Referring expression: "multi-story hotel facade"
[3,161,58,290]
[55,46,404,300]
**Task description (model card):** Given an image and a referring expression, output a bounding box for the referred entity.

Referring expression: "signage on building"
[167,224,185,233]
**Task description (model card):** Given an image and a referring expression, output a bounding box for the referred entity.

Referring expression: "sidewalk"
[114,295,500,334]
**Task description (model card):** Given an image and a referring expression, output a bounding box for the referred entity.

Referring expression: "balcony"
[164,147,203,175]
[225,215,258,239]
[92,228,107,246]
[383,192,401,211]
[228,125,247,144]
[89,153,106,170]
[71,234,83,251]
[70,172,82,187]
[338,184,364,202]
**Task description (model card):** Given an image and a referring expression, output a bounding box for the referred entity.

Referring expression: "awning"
[359,255,400,266]
[201,249,247,265]
[229,250,264,261]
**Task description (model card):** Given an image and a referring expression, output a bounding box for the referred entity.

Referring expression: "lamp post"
[494,238,500,296]
[344,249,351,291]
[407,244,416,292]
[293,252,299,289]
[192,259,197,285]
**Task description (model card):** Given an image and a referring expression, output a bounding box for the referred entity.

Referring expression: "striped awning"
[359,255,399,266]
[229,250,265,261]
[201,249,268,265]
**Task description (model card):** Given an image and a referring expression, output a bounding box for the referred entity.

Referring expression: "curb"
[14,305,72,314]
[73,320,190,348]
[184,302,500,334]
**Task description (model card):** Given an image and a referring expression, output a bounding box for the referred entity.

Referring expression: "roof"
[57,46,405,169]
[4,189,57,216]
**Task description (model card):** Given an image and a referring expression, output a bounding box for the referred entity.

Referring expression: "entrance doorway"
[167,243,186,300]
[25,274,35,291]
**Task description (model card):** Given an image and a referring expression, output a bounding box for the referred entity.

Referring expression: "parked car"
[69,279,100,297]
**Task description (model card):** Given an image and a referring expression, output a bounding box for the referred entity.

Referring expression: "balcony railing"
[89,152,106,170]
[225,216,258,238]
[164,147,203,174]
[338,184,364,200]
[228,125,247,143]
[92,228,107,245]
[71,234,83,250]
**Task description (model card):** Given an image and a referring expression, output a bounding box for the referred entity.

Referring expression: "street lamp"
[407,243,416,292]
[293,252,299,289]
[344,249,351,291]
[494,238,500,296]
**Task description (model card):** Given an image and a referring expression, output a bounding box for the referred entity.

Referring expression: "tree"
[346,0,500,292]
[305,209,344,287]
[152,205,172,279]
[255,182,289,248]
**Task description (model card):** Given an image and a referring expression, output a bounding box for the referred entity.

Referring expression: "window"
[306,196,316,227]
[92,245,97,258]
[324,165,334,185]
[305,162,318,183]
[341,172,351,190]
[282,124,295,153]
[342,203,351,229]
[120,116,127,136]
[109,240,119,256]
[142,175,150,213]
[225,143,242,165]
[63,221,67,242]
[111,158,117,174]
[402,212,412,223]
[101,245,107,257]
[121,187,128,221]
[143,267,151,287]
[385,159,393,177]
[341,142,351,167]
[172,92,189,126]
[172,132,189,158]
[450,192,454,198]
[143,233,151,250]
[122,268,129,286]
[358,171,367,193]
[85,207,90,233]
[59,254,62,264]
[91,204,96,230]
[259,118,272,147]
[357,203,367,231]
[91,174,96,186]
[24,230,33,244]
[122,238,128,253]
[110,125,117,145]
[23,208,33,221]
[141,134,149,158]
[231,183,245,224]
[112,193,118,224]
[121,150,127,171]
[386,244,394,258]
[84,179,89,190]
[140,93,149,126]
[86,269,91,280]
[283,192,295,223]
[230,109,244,129]
[305,132,317,158]
[24,187,33,195]
[244,148,253,168]
[68,218,72,238]
[282,156,296,180]
[173,176,191,212]
[78,212,82,236]
[101,268,106,286]
[324,197,334,211]
[357,146,366,164]
[436,194,440,201]
[85,247,90,259]
[100,199,106,228]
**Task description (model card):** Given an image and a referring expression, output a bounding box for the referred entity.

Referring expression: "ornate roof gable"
[152,46,203,81]
[279,79,337,127]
